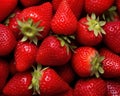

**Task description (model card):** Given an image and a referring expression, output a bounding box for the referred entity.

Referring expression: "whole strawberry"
[100,48,120,78]
[36,35,72,66]
[51,0,77,35]
[15,41,37,72]
[0,0,18,22]
[103,21,120,54]
[0,24,16,56]
[77,13,106,46]
[72,46,104,78]
[17,2,52,45]
[0,60,9,92]
[85,0,114,16]
[74,78,107,96]
[3,72,33,96]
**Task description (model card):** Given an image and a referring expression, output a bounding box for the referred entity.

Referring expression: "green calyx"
[90,52,105,78]
[86,13,106,36]
[17,18,44,45]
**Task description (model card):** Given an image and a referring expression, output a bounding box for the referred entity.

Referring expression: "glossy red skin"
[52,0,84,19]
[74,78,107,96]
[0,60,9,92]
[20,0,41,7]
[100,48,120,78]
[36,36,72,66]
[51,0,77,35]
[0,24,16,56]
[0,0,18,22]
[77,17,102,46]
[85,0,114,15]
[18,2,52,40]
[3,73,33,96]
[39,68,70,96]
[72,46,97,77]
[106,80,120,96]
[15,41,37,72]
[103,21,120,54]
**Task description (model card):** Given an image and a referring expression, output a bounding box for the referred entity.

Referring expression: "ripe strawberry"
[20,0,41,7]
[103,21,120,54]
[74,78,107,96]
[3,72,33,96]
[76,13,106,46]
[17,2,52,44]
[72,46,104,78]
[29,66,71,96]
[52,0,84,19]
[85,0,114,16]
[0,24,16,56]
[0,0,18,22]
[36,35,72,66]
[106,80,120,96]
[15,41,37,72]
[51,0,77,35]
[100,48,120,78]
[0,60,9,92]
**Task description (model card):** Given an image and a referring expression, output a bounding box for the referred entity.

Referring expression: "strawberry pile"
[1,0,120,96]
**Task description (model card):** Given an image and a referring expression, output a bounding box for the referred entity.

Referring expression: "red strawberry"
[103,21,120,54]
[0,24,16,56]
[0,0,18,22]
[100,48,120,78]
[3,72,33,96]
[17,2,52,44]
[52,0,84,19]
[0,60,9,92]
[106,80,120,96]
[36,35,72,66]
[20,0,41,7]
[15,41,37,72]
[76,13,106,46]
[85,0,114,16]
[74,78,107,96]
[29,66,71,96]
[51,0,77,35]
[72,46,104,78]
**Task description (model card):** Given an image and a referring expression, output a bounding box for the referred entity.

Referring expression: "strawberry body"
[85,0,114,15]
[0,24,16,56]
[103,21,120,54]
[0,60,9,92]
[100,48,120,78]
[15,41,37,72]
[0,0,18,22]
[51,0,77,35]
[3,72,32,96]
[74,78,107,96]
[36,35,72,66]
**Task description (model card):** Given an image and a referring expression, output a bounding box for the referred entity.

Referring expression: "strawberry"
[0,60,9,92]
[15,41,37,72]
[85,0,114,16]
[0,24,16,56]
[100,48,120,78]
[0,0,18,22]
[20,0,41,7]
[106,79,120,96]
[76,13,106,46]
[36,35,72,66]
[51,0,77,35]
[52,0,84,19]
[74,78,107,96]
[17,2,52,45]
[103,21,120,54]
[3,72,33,96]
[72,46,104,78]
